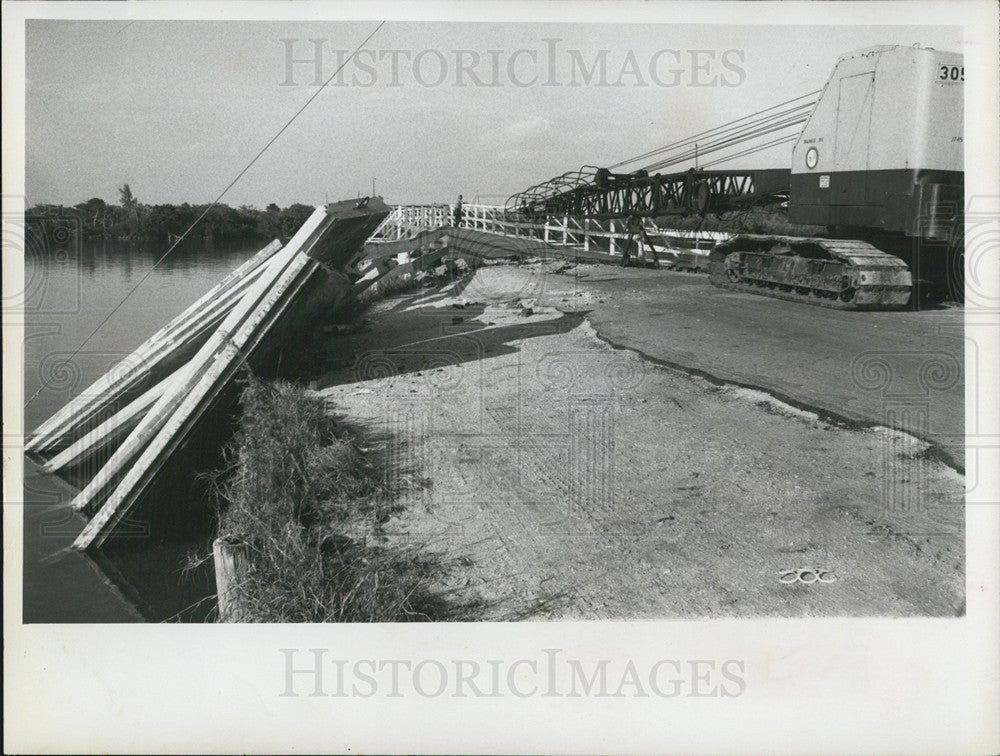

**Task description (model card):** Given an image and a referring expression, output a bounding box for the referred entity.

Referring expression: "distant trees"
[258,203,282,240]
[118,184,138,211]
[118,184,140,236]
[75,198,110,233]
[27,190,327,245]
[279,204,314,239]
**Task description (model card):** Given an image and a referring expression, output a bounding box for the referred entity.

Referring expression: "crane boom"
[504,45,964,309]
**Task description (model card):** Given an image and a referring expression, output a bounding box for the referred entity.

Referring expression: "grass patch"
[211,375,456,622]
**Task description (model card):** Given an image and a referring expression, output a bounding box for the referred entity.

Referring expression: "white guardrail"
[367,203,730,257]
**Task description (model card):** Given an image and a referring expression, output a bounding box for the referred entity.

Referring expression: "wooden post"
[213,537,251,622]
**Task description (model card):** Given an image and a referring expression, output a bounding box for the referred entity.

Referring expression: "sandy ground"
[444,229,965,469]
[315,263,964,619]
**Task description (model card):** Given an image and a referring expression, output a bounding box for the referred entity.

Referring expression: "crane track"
[707,234,912,310]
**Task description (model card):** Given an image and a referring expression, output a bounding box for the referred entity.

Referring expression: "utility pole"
[371,177,376,197]
[694,143,699,169]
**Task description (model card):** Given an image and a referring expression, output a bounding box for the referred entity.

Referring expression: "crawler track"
[708,234,912,309]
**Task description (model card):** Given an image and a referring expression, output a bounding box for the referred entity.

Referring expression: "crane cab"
[788,45,963,241]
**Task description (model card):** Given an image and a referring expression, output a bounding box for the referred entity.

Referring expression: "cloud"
[504,115,554,142]
[474,116,569,187]
[480,115,558,154]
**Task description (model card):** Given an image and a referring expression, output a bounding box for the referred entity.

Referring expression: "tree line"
[27,184,318,244]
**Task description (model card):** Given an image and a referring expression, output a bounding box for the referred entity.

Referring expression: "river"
[22,236,262,622]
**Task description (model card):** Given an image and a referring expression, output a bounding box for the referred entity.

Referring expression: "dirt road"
[315,263,964,619]
[554,264,965,471]
[445,228,964,469]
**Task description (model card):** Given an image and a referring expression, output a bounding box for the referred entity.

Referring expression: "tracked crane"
[507,45,964,308]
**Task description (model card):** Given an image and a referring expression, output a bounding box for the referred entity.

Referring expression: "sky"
[24,20,964,208]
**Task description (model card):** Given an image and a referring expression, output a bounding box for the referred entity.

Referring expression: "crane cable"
[642,112,812,173]
[610,90,820,168]
[640,108,813,172]
[699,134,801,169]
[609,89,821,172]
[25,20,387,410]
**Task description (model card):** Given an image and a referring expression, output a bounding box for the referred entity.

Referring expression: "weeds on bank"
[212,376,449,622]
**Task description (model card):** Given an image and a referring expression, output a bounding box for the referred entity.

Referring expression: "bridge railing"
[367,204,452,241]
[367,203,730,257]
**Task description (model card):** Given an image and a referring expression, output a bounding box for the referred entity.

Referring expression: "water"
[22,237,262,622]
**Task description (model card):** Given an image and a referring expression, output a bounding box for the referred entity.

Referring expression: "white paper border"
[4,2,998,754]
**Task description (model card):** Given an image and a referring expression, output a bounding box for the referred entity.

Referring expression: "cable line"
[609,90,820,170]
[699,134,801,169]
[25,21,387,409]
[643,113,810,172]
